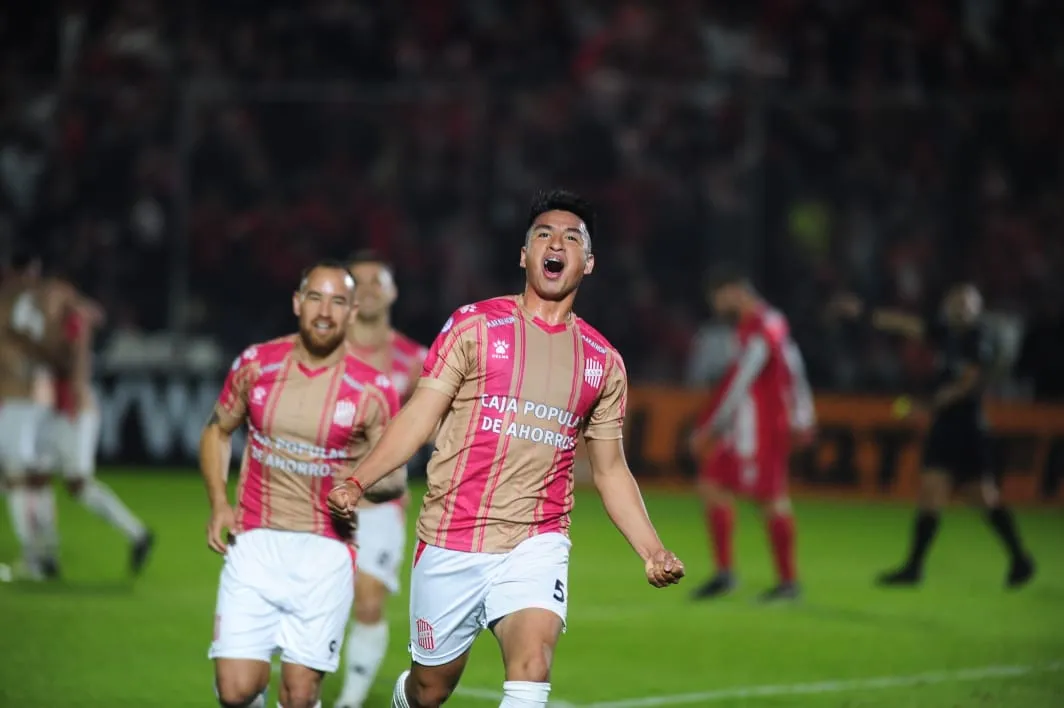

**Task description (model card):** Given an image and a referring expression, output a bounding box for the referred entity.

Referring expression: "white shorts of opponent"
[209,528,355,672]
[408,532,571,667]
[0,400,51,479]
[42,410,101,479]
[355,503,406,593]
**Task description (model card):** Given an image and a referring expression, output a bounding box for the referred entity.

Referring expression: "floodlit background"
[1,1,1062,706]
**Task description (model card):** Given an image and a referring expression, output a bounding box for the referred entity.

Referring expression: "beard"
[298,326,345,359]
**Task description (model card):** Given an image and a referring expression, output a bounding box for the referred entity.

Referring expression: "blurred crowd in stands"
[1,0,1061,399]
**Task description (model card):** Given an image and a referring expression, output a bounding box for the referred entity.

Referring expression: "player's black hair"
[527,189,596,249]
[7,247,41,273]
[345,249,395,275]
[298,258,356,292]
[704,262,752,293]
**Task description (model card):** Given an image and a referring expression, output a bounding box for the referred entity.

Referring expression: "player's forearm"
[350,406,434,490]
[594,469,664,562]
[361,466,408,503]
[871,309,925,339]
[199,427,232,509]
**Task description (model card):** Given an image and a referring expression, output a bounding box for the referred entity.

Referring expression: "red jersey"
[215,336,400,542]
[415,296,627,553]
[348,330,428,401]
[698,306,814,456]
[54,310,86,417]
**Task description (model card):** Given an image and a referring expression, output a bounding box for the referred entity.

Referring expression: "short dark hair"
[298,258,356,291]
[704,262,751,293]
[8,247,41,272]
[527,189,596,246]
[346,249,394,274]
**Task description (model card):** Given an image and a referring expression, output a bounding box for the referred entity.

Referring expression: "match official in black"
[832,284,1036,589]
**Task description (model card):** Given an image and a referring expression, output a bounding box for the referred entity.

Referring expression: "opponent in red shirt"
[328,190,684,708]
[689,266,816,603]
[199,260,404,708]
[337,250,428,708]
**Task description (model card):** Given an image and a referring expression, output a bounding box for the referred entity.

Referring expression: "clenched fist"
[644,549,685,588]
[327,479,363,520]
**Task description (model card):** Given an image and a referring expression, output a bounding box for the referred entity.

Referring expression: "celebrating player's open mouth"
[542,254,566,281]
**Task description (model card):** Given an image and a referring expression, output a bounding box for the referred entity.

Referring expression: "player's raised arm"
[584,354,684,588]
[199,351,252,554]
[828,293,925,339]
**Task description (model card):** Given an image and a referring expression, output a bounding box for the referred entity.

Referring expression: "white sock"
[339,620,389,705]
[499,681,550,707]
[29,485,59,557]
[79,480,146,541]
[274,702,319,708]
[391,670,411,708]
[5,487,35,557]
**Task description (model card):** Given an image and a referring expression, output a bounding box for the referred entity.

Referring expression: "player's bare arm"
[828,294,925,339]
[585,436,685,588]
[199,405,242,554]
[931,363,982,411]
[327,386,452,518]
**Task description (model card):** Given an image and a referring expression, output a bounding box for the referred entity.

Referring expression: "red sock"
[706,504,734,573]
[767,513,797,583]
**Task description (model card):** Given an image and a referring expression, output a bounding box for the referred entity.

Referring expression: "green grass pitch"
[1,470,1062,707]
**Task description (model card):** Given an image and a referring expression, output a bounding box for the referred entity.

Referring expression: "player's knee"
[353,597,384,624]
[762,497,791,517]
[215,677,264,707]
[278,684,319,708]
[66,478,85,499]
[505,645,552,684]
[353,576,387,623]
[407,667,458,708]
[699,480,729,507]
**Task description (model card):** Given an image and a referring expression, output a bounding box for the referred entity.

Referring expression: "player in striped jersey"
[328,190,685,708]
[337,251,428,708]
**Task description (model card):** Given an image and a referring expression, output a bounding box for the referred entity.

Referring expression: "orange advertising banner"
[620,387,1064,505]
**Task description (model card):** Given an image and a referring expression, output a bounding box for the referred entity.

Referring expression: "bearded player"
[689,266,815,603]
[200,260,406,708]
[328,190,685,708]
[336,251,427,708]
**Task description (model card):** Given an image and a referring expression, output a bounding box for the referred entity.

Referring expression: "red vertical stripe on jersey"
[446,321,517,552]
[474,317,528,552]
[434,323,487,548]
[258,358,292,526]
[536,328,584,535]
[311,365,345,537]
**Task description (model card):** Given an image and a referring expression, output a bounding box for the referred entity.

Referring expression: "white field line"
[454,685,576,707]
[582,661,1064,708]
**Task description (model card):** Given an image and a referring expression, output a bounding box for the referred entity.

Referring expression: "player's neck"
[293,339,347,369]
[519,289,575,326]
[738,298,763,322]
[348,316,391,349]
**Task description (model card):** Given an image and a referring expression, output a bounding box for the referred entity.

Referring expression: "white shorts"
[0,400,50,479]
[209,528,355,673]
[408,532,571,667]
[355,503,406,593]
[45,410,100,479]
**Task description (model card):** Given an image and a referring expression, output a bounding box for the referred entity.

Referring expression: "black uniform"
[921,320,994,483]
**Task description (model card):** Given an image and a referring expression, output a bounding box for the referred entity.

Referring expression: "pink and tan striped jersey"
[347,329,428,401]
[416,295,627,553]
[215,336,400,541]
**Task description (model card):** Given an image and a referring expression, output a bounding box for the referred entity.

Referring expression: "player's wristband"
[345,476,364,494]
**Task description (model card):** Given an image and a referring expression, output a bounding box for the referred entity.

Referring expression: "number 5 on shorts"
[553,579,565,603]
